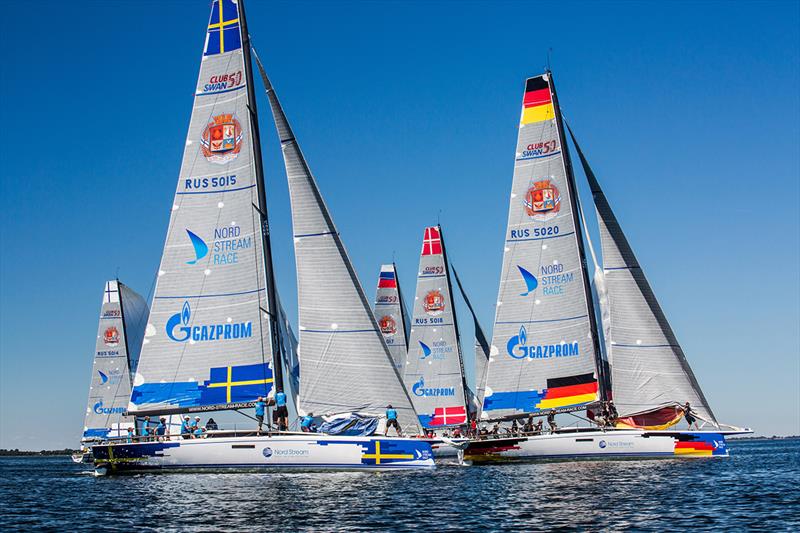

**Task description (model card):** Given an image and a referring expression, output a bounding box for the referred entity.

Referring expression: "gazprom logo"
[166,301,252,342]
[506,325,580,359]
[411,376,455,397]
[93,400,125,415]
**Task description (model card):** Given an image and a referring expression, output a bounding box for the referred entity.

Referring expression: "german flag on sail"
[521,76,555,125]
[535,373,598,410]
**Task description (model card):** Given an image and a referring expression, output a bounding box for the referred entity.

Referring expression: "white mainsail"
[373,263,409,371]
[403,226,469,428]
[129,0,278,415]
[568,126,717,424]
[256,54,422,433]
[83,280,148,441]
[482,73,602,419]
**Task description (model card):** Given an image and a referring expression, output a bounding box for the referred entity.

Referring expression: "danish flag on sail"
[430,406,467,426]
[421,226,442,256]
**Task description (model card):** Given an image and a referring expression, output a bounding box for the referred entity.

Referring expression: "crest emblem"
[378,315,397,336]
[524,179,561,221]
[423,290,445,316]
[103,326,120,347]
[201,113,243,164]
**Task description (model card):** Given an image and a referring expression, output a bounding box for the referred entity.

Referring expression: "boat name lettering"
[166,301,252,342]
[183,175,237,191]
[506,326,580,359]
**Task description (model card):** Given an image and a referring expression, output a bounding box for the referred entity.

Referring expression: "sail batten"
[567,125,717,424]
[481,73,601,419]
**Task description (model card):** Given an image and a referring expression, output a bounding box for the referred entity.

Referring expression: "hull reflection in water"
[464,429,734,462]
[92,434,434,473]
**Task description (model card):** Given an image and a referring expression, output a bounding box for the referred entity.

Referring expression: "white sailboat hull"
[464,429,735,462]
[91,434,434,473]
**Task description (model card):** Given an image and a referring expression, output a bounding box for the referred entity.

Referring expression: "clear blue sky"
[1,1,798,449]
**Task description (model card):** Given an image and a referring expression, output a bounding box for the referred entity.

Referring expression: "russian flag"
[378,267,397,289]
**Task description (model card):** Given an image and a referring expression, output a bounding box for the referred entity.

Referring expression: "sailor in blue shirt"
[384,404,402,437]
[274,391,288,431]
[301,413,315,433]
[156,417,167,441]
[255,396,266,432]
[180,416,192,439]
[193,426,205,439]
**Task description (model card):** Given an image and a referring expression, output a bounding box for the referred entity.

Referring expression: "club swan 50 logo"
[506,325,580,360]
[166,301,252,342]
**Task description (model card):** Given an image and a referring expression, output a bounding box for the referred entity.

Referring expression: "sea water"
[1,439,797,531]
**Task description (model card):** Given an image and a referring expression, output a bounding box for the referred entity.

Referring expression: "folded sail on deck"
[403,226,469,428]
[373,263,409,371]
[83,280,148,440]
[568,127,717,424]
[129,0,276,415]
[257,58,421,433]
[482,74,601,419]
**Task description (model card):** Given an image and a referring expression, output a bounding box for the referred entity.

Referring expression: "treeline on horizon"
[0,449,78,456]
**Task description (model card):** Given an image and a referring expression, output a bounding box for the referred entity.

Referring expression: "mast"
[439,226,471,418]
[548,71,608,404]
[239,0,284,394]
[394,262,410,348]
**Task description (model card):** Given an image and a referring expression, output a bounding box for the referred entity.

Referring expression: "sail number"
[510,226,560,239]
[415,317,443,325]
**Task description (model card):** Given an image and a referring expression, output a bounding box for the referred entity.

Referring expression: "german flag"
[536,373,598,410]
[674,440,715,456]
[521,76,555,125]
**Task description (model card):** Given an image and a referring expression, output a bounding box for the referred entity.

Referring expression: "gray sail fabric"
[373,264,409,371]
[403,226,469,428]
[568,125,717,423]
[256,56,421,434]
[129,0,275,415]
[83,281,148,441]
[451,266,491,412]
[277,295,300,425]
[482,74,600,419]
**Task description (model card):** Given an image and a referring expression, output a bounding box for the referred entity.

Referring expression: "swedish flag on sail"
[201,362,273,404]
[204,0,242,56]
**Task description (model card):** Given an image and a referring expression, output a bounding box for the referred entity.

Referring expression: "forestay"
[83,281,148,440]
[482,74,601,419]
[403,226,469,428]
[373,263,409,371]
[130,0,276,415]
[568,127,717,424]
[257,56,421,433]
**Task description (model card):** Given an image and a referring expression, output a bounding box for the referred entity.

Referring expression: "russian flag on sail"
[521,76,555,125]
[421,226,442,256]
[378,266,397,289]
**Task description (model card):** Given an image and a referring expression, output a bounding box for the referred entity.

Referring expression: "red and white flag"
[430,405,467,426]
[421,226,442,256]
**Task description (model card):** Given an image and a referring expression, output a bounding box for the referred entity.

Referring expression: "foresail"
[482,74,600,419]
[83,281,148,441]
[451,266,491,412]
[568,126,717,423]
[403,226,469,428]
[256,55,421,433]
[373,264,409,371]
[130,0,275,415]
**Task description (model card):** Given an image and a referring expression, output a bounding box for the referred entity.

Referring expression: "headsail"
[83,280,148,441]
[482,73,602,419]
[403,226,470,428]
[451,266,491,412]
[256,53,421,433]
[567,125,717,424]
[129,0,279,415]
[373,263,410,371]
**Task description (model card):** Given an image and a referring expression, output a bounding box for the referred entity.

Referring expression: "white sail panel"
[83,281,148,441]
[373,263,409,371]
[258,60,421,434]
[569,128,716,423]
[130,0,275,415]
[403,226,469,428]
[482,74,600,419]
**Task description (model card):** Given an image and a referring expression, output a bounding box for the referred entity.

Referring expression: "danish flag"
[422,226,442,256]
[430,405,467,426]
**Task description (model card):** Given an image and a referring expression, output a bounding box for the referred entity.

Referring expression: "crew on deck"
[683,402,699,430]
[255,396,266,432]
[274,391,288,431]
[181,416,192,439]
[384,404,402,436]
[301,413,315,432]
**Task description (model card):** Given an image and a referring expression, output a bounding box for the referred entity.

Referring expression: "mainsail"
[403,226,470,428]
[129,0,280,415]
[451,266,491,412]
[373,263,410,371]
[568,126,717,424]
[256,54,421,433]
[83,280,148,440]
[482,73,603,419]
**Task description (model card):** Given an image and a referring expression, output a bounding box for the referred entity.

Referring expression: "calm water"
[1,439,798,531]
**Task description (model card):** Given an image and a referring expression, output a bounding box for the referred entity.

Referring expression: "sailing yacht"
[373,263,410,372]
[464,72,750,462]
[73,280,148,463]
[90,0,432,473]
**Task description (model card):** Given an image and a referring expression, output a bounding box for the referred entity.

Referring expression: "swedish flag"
[204,0,242,56]
[201,362,273,404]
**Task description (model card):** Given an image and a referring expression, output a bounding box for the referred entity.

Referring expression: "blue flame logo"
[419,341,432,360]
[507,325,528,359]
[412,377,425,396]
[517,265,538,296]
[166,301,192,342]
[185,229,208,265]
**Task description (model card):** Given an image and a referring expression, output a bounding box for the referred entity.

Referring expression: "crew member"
[301,413,315,433]
[683,402,699,430]
[206,417,219,431]
[384,404,402,436]
[274,390,288,431]
[255,397,266,432]
[156,417,167,441]
[547,412,558,433]
[180,416,192,439]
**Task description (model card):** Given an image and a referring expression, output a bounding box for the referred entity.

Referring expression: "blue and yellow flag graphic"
[204,0,242,56]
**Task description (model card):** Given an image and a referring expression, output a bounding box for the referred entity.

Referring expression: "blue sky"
[1,1,797,449]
